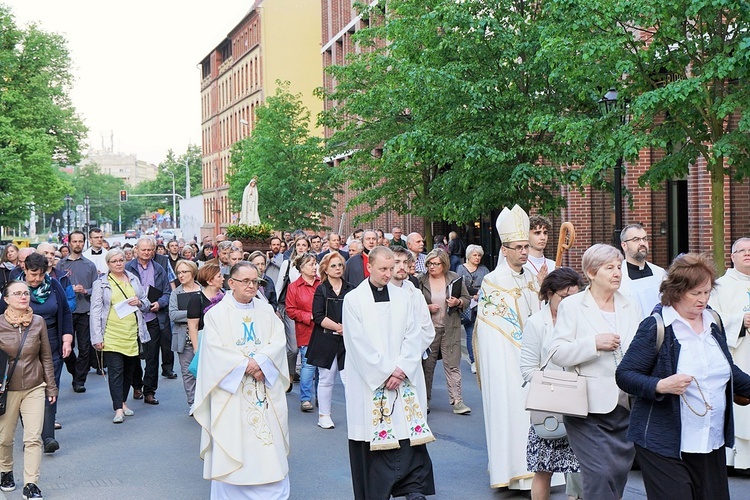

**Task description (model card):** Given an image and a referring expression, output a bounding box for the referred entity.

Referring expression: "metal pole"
[613,157,623,246]
[185,158,191,199]
[171,174,177,229]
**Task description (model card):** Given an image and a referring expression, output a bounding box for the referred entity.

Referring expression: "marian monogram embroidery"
[236,317,261,346]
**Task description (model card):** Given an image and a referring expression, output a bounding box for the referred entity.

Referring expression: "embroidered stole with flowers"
[370,379,435,451]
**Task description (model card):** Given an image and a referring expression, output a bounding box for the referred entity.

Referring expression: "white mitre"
[496,205,529,243]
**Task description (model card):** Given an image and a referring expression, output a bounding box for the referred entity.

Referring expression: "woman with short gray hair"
[456,244,489,373]
[548,244,641,499]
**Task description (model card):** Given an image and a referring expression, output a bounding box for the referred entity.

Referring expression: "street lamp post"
[165,169,176,229]
[64,194,72,236]
[598,87,629,246]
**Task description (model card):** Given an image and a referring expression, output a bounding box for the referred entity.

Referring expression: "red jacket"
[285,275,321,346]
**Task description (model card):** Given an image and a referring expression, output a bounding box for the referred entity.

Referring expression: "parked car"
[160,229,176,241]
[124,229,137,239]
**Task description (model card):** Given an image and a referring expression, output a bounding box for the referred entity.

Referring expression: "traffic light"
[119,190,127,202]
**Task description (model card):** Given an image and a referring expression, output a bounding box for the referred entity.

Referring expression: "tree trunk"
[424,216,433,253]
[711,158,725,271]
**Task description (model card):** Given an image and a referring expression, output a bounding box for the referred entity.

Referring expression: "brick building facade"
[199,0,323,239]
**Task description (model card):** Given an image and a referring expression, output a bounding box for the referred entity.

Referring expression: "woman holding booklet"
[90,249,151,424]
[419,248,471,415]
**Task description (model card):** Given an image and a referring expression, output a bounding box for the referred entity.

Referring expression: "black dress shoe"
[132,389,143,400]
[43,438,59,454]
[162,371,178,379]
[95,368,106,376]
[144,394,159,405]
[72,383,86,393]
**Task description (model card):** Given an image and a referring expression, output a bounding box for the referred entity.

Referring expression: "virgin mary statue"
[240,178,260,226]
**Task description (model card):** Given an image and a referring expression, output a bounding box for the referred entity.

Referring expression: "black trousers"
[159,320,174,374]
[348,439,435,500]
[636,444,730,500]
[142,319,161,395]
[103,351,138,411]
[42,351,63,442]
[67,312,92,385]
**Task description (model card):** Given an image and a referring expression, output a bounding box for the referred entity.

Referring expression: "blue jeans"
[464,321,475,363]
[298,346,316,402]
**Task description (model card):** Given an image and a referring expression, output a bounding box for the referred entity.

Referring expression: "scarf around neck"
[26,274,52,304]
[4,306,33,327]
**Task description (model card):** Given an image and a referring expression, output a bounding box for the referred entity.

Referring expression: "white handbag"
[525,367,588,418]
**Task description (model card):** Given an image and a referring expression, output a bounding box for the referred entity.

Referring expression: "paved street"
[1,353,749,499]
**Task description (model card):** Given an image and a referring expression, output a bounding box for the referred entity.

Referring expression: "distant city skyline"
[5,0,253,165]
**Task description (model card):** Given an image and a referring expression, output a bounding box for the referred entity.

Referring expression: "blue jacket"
[616,305,750,459]
[125,258,172,330]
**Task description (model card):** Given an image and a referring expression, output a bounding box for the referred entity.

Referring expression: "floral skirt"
[526,425,580,473]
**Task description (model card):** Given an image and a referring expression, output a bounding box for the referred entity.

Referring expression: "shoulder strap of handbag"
[6,323,32,386]
[653,309,722,352]
[109,274,137,320]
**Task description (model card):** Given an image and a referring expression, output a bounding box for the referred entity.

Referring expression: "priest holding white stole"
[343,246,436,500]
[475,205,546,491]
[710,237,750,470]
[193,261,291,499]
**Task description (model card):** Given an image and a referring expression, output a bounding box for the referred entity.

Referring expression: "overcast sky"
[6,0,253,165]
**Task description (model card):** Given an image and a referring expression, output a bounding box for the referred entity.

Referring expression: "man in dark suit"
[317,232,349,262]
[343,230,378,285]
[125,237,173,405]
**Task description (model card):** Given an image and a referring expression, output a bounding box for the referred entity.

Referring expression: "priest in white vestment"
[343,246,436,500]
[710,237,750,469]
[617,224,666,320]
[194,262,291,499]
[474,205,549,490]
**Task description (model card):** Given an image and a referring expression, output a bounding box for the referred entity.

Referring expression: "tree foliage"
[0,5,86,227]
[228,82,336,232]
[539,0,750,268]
[134,144,203,223]
[318,0,588,238]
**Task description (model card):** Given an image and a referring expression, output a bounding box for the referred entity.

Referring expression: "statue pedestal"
[238,238,268,254]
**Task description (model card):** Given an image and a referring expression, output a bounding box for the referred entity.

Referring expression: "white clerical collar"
[227,291,255,310]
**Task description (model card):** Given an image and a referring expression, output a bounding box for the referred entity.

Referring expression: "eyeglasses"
[623,236,649,244]
[734,248,750,256]
[503,244,530,253]
[230,278,260,287]
[328,263,344,268]
[8,291,30,297]
[176,270,192,275]
[426,261,443,268]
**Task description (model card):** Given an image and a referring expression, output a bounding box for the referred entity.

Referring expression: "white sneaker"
[317,415,335,429]
[453,401,471,415]
[470,362,476,374]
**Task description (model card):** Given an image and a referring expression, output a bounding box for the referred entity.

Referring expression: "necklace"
[682,376,712,417]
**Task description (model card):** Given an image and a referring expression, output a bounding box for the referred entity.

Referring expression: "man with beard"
[56,231,98,393]
[617,223,666,319]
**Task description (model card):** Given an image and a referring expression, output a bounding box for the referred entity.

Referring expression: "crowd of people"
[3,217,750,499]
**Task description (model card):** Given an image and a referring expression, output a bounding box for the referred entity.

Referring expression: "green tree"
[133,144,202,225]
[318,0,579,244]
[0,5,86,227]
[539,0,750,268]
[228,82,336,232]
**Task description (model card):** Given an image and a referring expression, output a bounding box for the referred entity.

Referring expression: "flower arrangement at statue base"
[226,223,274,253]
